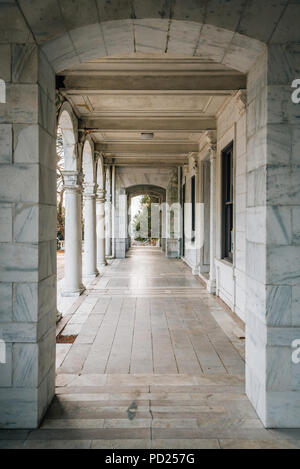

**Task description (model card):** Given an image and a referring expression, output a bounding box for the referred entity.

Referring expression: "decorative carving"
[55,90,65,115]
[190,153,198,171]
[205,131,217,157]
[63,170,82,192]
[83,182,96,198]
[235,90,247,114]
[96,188,106,203]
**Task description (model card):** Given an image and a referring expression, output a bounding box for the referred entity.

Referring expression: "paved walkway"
[2,248,300,448]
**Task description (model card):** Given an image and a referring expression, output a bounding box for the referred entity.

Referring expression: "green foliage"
[132,194,159,241]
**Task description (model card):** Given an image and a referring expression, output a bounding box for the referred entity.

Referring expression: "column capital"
[96,189,106,203]
[83,182,96,198]
[191,153,198,171]
[235,89,247,114]
[63,170,82,192]
[209,145,217,160]
[205,131,217,159]
[205,130,217,159]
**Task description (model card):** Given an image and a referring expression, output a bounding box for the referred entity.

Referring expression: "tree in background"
[56,126,65,239]
[132,195,159,242]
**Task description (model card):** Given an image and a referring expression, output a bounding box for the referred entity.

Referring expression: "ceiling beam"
[79,117,216,131]
[104,160,185,167]
[95,142,198,153]
[60,74,246,91]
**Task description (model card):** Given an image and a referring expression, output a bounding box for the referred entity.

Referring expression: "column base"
[98,260,107,267]
[83,271,99,279]
[61,286,85,297]
[207,278,216,294]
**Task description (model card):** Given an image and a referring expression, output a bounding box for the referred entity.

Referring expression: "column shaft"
[62,172,84,296]
[96,190,107,267]
[208,148,217,294]
[83,187,98,278]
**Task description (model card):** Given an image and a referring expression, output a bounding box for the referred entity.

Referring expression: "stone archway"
[58,103,84,297]
[96,154,107,268]
[82,137,98,278]
[0,1,299,430]
[127,184,167,250]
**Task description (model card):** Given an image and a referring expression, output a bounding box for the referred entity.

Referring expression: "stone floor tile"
[0,440,25,448]
[152,428,202,440]
[67,374,107,386]
[41,419,105,429]
[103,418,152,428]
[219,439,300,449]
[2,247,294,448]
[152,418,198,429]
[56,344,72,369]
[27,428,151,440]
[91,439,151,449]
[151,439,220,449]
[55,374,78,386]
[0,430,29,440]
[24,439,92,449]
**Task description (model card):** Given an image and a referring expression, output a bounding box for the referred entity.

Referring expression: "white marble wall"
[182,156,201,272]
[246,45,300,427]
[114,167,180,258]
[182,95,247,318]
[0,40,57,427]
[215,93,247,321]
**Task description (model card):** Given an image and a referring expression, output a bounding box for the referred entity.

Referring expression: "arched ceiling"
[8,1,296,59]
[5,0,298,170]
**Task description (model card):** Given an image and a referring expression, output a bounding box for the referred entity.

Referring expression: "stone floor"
[2,247,300,449]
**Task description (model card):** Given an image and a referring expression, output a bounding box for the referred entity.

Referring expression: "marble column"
[105,167,112,257]
[0,43,57,427]
[245,46,300,428]
[62,171,85,296]
[83,183,98,278]
[207,144,217,294]
[96,189,107,267]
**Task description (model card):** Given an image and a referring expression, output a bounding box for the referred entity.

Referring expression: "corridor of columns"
[1,0,300,446]
[6,247,300,449]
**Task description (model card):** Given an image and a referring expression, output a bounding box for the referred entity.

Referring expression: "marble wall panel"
[0,164,39,203]
[13,343,38,387]
[247,165,267,208]
[0,243,38,283]
[0,282,12,322]
[0,343,12,387]
[0,3,34,43]
[103,19,134,56]
[267,245,300,286]
[168,20,201,56]
[0,387,38,428]
[69,23,106,62]
[266,285,292,326]
[12,44,37,84]
[18,0,65,43]
[0,84,38,124]
[246,241,266,284]
[0,44,11,82]
[0,125,12,164]
[292,286,300,326]
[38,240,56,281]
[267,206,292,246]
[41,34,79,73]
[0,205,12,242]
